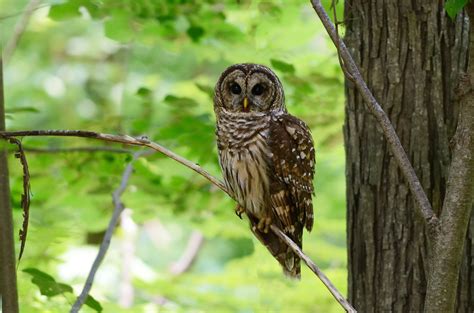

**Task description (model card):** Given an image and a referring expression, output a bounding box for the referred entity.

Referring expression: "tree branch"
[118,208,138,308]
[70,150,148,312]
[0,130,228,197]
[270,225,356,312]
[3,0,42,64]
[424,4,474,312]
[309,0,437,229]
[22,146,132,154]
[0,129,355,312]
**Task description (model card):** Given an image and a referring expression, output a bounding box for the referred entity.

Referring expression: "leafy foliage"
[3,0,347,312]
[23,268,102,312]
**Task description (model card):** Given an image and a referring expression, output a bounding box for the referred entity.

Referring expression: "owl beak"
[243,97,249,112]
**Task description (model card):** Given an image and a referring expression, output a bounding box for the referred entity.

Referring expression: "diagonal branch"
[0,129,355,312]
[309,0,437,229]
[70,150,149,313]
[271,225,355,312]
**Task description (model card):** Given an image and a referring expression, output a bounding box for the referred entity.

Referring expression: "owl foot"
[235,204,245,219]
[257,216,272,233]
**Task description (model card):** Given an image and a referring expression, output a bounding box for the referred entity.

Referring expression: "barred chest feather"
[216,111,272,218]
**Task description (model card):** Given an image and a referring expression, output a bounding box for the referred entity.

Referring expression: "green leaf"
[136,87,152,97]
[164,95,199,107]
[6,106,39,113]
[22,268,73,297]
[85,295,103,312]
[270,59,295,74]
[445,0,468,18]
[187,25,205,42]
[48,2,82,21]
[48,0,99,21]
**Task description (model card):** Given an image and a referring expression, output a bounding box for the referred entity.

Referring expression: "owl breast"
[216,112,272,218]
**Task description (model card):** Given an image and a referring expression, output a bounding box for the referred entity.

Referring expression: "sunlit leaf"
[48,0,99,20]
[270,59,295,74]
[48,1,82,20]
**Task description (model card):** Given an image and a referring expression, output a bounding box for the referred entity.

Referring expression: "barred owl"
[214,63,315,278]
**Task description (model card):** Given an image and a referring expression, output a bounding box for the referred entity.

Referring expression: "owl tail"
[247,214,302,279]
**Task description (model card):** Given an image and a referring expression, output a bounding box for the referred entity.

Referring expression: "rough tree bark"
[0,59,19,311]
[344,1,472,312]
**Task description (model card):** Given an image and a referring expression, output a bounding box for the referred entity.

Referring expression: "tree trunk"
[0,59,19,311]
[343,1,472,312]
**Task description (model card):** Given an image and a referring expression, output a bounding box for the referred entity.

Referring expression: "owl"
[213,63,315,278]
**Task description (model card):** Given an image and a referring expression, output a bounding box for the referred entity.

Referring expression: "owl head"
[214,63,286,114]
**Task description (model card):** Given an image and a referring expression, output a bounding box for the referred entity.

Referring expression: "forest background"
[1,0,348,312]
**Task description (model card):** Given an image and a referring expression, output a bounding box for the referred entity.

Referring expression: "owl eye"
[230,83,242,95]
[251,83,265,96]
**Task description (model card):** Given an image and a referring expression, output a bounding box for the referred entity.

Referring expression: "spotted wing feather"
[261,113,315,278]
[270,113,315,233]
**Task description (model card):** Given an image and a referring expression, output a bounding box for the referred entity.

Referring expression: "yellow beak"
[243,97,249,111]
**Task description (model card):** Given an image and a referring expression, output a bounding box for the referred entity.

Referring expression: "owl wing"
[269,113,315,234]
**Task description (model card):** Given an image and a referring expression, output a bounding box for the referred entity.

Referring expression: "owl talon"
[235,205,245,219]
[257,217,272,233]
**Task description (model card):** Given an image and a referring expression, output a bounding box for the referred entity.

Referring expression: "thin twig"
[330,0,354,82]
[309,0,437,229]
[3,0,42,64]
[70,150,147,313]
[0,129,353,311]
[118,208,137,308]
[22,146,133,154]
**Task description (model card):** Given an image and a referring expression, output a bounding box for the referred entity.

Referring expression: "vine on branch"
[7,137,31,262]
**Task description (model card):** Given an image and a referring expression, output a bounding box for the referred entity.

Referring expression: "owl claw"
[235,205,245,219]
[257,217,272,233]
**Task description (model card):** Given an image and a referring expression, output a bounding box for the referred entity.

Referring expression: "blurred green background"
[1,0,346,312]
